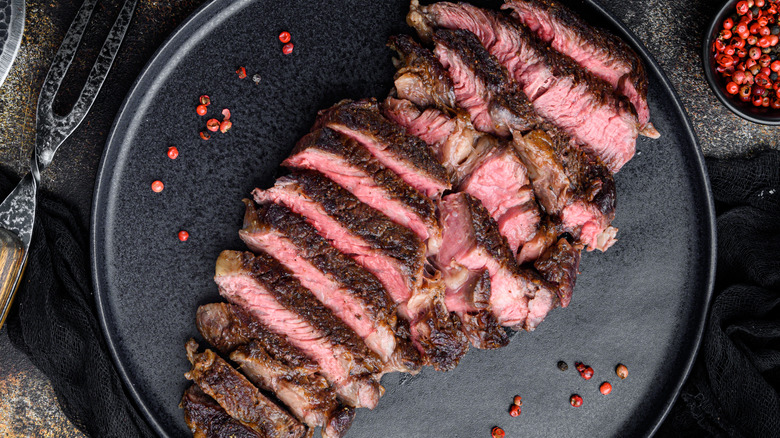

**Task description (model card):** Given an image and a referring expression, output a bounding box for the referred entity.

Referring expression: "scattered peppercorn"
[557,361,568,371]
[167,146,179,160]
[222,108,231,120]
[279,31,291,43]
[570,394,583,407]
[616,364,628,379]
[283,43,294,55]
[513,395,523,406]
[600,382,613,395]
[196,104,207,116]
[151,180,164,192]
[252,73,262,84]
[574,361,586,372]
[178,230,189,242]
[581,366,594,380]
[199,95,211,106]
[491,426,505,438]
[509,404,521,417]
[236,66,247,79]
[199,131,210,140]
[206,118,220,132]
[219,120,232,133]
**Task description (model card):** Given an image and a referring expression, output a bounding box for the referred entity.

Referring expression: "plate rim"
[90,1,717,436]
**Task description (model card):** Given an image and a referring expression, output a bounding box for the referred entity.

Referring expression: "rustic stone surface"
[0,0,775,436]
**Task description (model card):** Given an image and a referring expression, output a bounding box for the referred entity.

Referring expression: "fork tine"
[34,0,138,169]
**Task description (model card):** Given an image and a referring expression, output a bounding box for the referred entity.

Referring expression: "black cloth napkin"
[657,150,780,437]
[0,167,154,438]
[1,148,779,438]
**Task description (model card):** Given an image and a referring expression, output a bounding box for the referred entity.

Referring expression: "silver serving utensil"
[0,0,137,328]
[0,0,25,87]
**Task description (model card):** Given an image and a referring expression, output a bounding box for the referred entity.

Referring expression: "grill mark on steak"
[388,34,458,111]
[214,250,383,409]
[534,237,580,308]
[444,270,510,349]
[410,1,639,172]
[230,341,355,438]
[438,193,558,330]
[240,200,423,373]
[196,303,318,375]
[403,269,470,371]
[285,128,441,252]
[181,385,263,438]
[254,170,426,305]
[315,98,451,197]
[184,339,307,438]
[502,0,658,136]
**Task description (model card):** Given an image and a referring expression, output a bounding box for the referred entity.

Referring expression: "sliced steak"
[534,237,580,308]
[214,250,383,409]
[240,200,422,373]
[410,2,639,172]
[181,385,263,438]
[417,26,617,252]
[314,98,451,197]
[231,342,355,438]
[254,170,426,307]
[403,270,470,371]
[196,303,318,376]
[284,128,441,252]
[388,34,457,111]
[184,339,307,438]
[443,269,510,349]
[502,0,658,137]
[520,129,617,252]
[438,192,557,330]
[459,143,540,254]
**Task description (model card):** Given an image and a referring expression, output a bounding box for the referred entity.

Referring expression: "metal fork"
[0,0,138,328]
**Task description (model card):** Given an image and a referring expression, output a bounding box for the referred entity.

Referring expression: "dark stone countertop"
[0,0,776,436]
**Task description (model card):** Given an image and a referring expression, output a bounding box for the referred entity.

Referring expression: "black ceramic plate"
[91,1,715,436]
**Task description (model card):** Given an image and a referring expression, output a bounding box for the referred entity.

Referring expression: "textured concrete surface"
[0,0,775,436]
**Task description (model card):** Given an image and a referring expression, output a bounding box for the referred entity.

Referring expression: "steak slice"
[214,250,383,409]
[438,193,557,330]
[184,339,307,438]
[410,2,639,172]
[231,342,356,438]
[240,200,422,373]
[403,270,470,371]
[459,143,540,254]
[388,34,457,111]
[181,385,263,438]
[443,269,510,349]
[534,237,580,308]
[314,98,451,197]
[424,26,617,252]
[196,303,318,376]
[502,0,658,137]
[284,128,441,253]
[254,170,426,306]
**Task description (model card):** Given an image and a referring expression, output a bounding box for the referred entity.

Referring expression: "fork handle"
[0,228,26,329]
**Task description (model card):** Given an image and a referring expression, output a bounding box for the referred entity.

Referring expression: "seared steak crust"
[229,250,381,372]
[252,202,397,327]
[388,34,457,111]
[286,128,439,244]
[464,194,519,272]
[534,237,580,308]
[196,303,318,374]
[181,385,262,438]
[286,170,425,285]
[230,341,355,438]
[184,340,307,438]
[449,271,510,349]
[315,98,450,196]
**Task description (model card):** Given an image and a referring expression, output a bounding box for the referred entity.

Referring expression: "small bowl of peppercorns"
[703,0,780,124]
